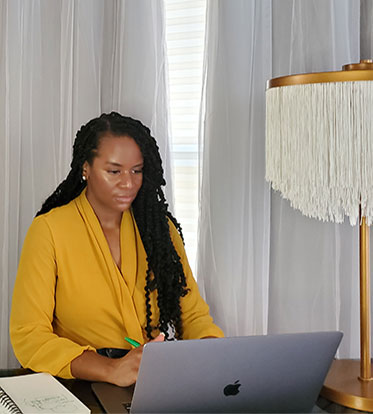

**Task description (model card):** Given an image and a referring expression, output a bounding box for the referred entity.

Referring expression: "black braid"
[37,112,188,340]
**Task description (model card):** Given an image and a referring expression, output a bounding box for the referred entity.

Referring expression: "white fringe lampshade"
[266,63,373,225]
[265,60,373,412]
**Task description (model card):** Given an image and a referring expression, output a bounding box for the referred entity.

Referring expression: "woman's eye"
[132,169,143,174]
[108,170,120,175]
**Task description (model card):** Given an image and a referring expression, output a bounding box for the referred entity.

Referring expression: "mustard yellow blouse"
[10,190,223,379]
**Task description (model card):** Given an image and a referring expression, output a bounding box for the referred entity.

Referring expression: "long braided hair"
[37,112,188,340]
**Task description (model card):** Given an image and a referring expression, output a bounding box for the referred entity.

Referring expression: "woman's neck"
[85,194,123,230]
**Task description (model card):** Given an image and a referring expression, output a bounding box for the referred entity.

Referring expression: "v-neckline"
[76,190,138,294]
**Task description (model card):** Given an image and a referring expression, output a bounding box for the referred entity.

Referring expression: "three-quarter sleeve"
[168,221,224,339]
[9,216,95,379]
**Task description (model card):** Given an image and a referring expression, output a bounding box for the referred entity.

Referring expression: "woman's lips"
[114,195,134,203]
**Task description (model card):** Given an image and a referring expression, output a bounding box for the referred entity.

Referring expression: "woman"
[10,112,223,387]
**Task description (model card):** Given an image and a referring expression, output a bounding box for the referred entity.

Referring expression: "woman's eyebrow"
[105,161,144,167]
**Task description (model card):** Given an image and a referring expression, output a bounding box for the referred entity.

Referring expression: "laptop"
[92,331,342,413]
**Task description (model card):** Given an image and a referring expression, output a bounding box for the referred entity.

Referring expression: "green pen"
[125,336,141,348]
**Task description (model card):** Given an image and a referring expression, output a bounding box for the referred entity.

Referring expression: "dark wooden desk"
[1,369,365,413]
[0,368,105,413]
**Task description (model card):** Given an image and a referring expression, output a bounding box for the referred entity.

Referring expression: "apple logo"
[223,380,241,396]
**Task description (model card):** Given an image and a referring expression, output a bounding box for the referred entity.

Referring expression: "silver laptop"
[92,331,342,413]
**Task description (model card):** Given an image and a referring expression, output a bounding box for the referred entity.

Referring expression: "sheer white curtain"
[0,0,171,369]
[361,0,373,60]
[197,0,271,336]
[198,0,363,357]
[269,0,360,359]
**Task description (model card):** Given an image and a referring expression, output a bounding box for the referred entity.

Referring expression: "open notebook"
[0,372,90,414]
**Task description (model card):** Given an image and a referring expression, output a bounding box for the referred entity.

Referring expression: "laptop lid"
[92,331,342,413]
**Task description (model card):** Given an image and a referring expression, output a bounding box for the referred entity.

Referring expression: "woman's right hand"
[71,333,165,386]
[107,333,165,387]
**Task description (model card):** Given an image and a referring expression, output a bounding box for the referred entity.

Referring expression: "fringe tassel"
[266,81,373,226]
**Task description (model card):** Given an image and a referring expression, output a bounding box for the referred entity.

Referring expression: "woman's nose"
[119,171,133,188]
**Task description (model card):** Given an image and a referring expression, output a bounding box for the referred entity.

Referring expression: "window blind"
[165,0,207,274]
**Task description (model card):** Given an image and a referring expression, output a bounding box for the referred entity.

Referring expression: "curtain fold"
[0,0,171,369]
[197,0,272,336]
[101,0,173,205]
[361,0,373,60]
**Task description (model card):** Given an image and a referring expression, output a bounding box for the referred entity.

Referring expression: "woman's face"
[83,134,144,215]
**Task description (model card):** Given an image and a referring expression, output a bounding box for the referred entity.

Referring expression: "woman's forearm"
[70,349,141,386]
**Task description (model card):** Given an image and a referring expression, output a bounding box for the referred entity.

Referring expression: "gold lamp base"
[321,359,373,411]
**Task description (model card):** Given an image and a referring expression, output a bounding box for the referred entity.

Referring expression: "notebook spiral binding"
[0,386,23,414]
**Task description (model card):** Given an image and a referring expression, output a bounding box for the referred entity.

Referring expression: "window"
[165,0,207,275]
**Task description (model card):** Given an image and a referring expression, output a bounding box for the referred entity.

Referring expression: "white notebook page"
[0,373,90,413]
